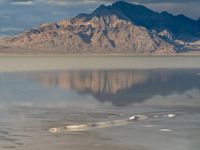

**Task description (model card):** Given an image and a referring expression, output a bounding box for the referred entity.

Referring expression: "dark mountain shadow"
[74,1,200,43]
[89,70,200,106]
[111,1,200,41]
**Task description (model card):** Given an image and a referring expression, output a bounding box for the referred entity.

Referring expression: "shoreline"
[0,52,200,57]
[0,47,200,57]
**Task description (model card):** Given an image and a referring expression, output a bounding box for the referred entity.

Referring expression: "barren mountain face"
[0,13,174,54]
[1,1,200,54]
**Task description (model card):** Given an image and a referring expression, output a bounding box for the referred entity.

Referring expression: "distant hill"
[0,1,199,54]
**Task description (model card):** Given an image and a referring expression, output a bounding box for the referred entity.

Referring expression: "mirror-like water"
[0,57,200,150]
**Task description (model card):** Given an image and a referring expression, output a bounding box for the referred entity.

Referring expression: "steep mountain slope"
[1,1,200,54]
[110,1,200,40]
[0,5,174,54]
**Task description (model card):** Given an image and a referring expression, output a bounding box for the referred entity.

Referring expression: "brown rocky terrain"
[1,1,200,54]
[0,2,176,54]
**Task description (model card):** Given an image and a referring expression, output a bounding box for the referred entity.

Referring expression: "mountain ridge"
[0,1,199,54]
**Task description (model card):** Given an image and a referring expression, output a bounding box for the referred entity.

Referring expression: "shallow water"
[0,57,200,150]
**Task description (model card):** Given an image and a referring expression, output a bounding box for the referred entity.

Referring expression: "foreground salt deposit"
[49,114,177,133]
[49,115,148,133]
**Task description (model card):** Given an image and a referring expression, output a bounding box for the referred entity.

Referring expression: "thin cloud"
[46,0,97,5]
[0,0,199,37]
[146,2,200,19]
[1,0,200,4]
[0,0,35,5]
[10,1,34,6]
[42,0,200,4]
[0,27,23,32]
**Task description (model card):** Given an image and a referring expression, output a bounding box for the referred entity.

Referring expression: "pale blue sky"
[0,0,199,37]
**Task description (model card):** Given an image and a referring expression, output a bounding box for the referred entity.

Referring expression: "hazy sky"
[0,0,199,36]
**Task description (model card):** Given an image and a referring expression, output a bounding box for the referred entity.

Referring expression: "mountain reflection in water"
[30,69,200,106]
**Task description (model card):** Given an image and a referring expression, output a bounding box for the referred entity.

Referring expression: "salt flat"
[0,56,200,72]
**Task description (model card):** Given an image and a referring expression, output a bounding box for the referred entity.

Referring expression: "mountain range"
[0,1,200,54]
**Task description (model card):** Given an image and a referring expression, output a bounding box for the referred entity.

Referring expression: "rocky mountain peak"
[112,0,128,6]
[92,4,107,15]
[0,1,199,54]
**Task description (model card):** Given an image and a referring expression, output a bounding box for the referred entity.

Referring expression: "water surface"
[0,57,200,150]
